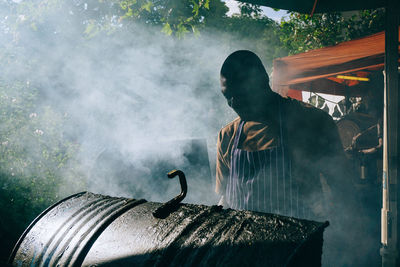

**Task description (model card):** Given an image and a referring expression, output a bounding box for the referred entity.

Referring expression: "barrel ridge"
[37,196,115,265]
[45,196,126,266]
[71,198,147,267]
[7,191,87,265]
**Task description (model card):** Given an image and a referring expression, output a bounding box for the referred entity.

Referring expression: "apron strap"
[233,120,245,151]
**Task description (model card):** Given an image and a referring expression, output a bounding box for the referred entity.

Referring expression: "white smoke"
[1,0,278,205]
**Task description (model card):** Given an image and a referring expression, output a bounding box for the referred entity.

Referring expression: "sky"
[224,0,289,21]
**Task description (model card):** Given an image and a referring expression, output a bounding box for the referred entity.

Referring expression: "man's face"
[220,75,266,120]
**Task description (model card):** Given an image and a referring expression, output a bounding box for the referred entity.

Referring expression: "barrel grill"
[10,191,328,266]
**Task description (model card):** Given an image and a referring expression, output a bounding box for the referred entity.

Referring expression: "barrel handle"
[153,170,187,219]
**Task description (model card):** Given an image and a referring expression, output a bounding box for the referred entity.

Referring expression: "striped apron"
[225,106,311,219]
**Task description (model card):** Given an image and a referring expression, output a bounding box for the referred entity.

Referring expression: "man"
[216,50,366,265]
[216,50,354,218]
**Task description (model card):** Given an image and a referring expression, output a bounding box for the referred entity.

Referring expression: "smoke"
[1,0,277,207]
[60,27,239,205]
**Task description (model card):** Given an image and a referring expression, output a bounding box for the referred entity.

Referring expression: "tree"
[118,0,211,37]
[345,8,385,40]
[280,12,347,54]
[279,8,385,55]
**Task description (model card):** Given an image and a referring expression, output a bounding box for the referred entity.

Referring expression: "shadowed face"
[220,74,271,121]
[220,50,276,121]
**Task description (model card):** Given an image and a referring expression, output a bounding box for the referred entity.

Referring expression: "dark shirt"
[216,96,353,219]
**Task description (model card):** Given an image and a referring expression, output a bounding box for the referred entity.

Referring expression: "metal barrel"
[9,192,328,267]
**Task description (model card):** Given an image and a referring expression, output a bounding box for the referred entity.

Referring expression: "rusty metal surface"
[10,192,328,267]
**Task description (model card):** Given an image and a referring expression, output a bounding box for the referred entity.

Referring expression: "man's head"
[220,50,274,120]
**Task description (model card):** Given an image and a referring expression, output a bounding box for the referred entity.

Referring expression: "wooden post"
[381,0,399,266]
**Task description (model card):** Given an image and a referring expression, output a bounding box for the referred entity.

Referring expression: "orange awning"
[272,28,400,96]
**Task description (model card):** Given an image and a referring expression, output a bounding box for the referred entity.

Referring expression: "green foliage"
[279,9,385,55]
[13,0,63,24]
[238,3,262,18]
[5,0,214,38]
[0,78,85,260]
[280,12,347,54]
[0,80,85,199]
[161,21,173,35]
[117,0,211,37]
[345,8,385,39]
